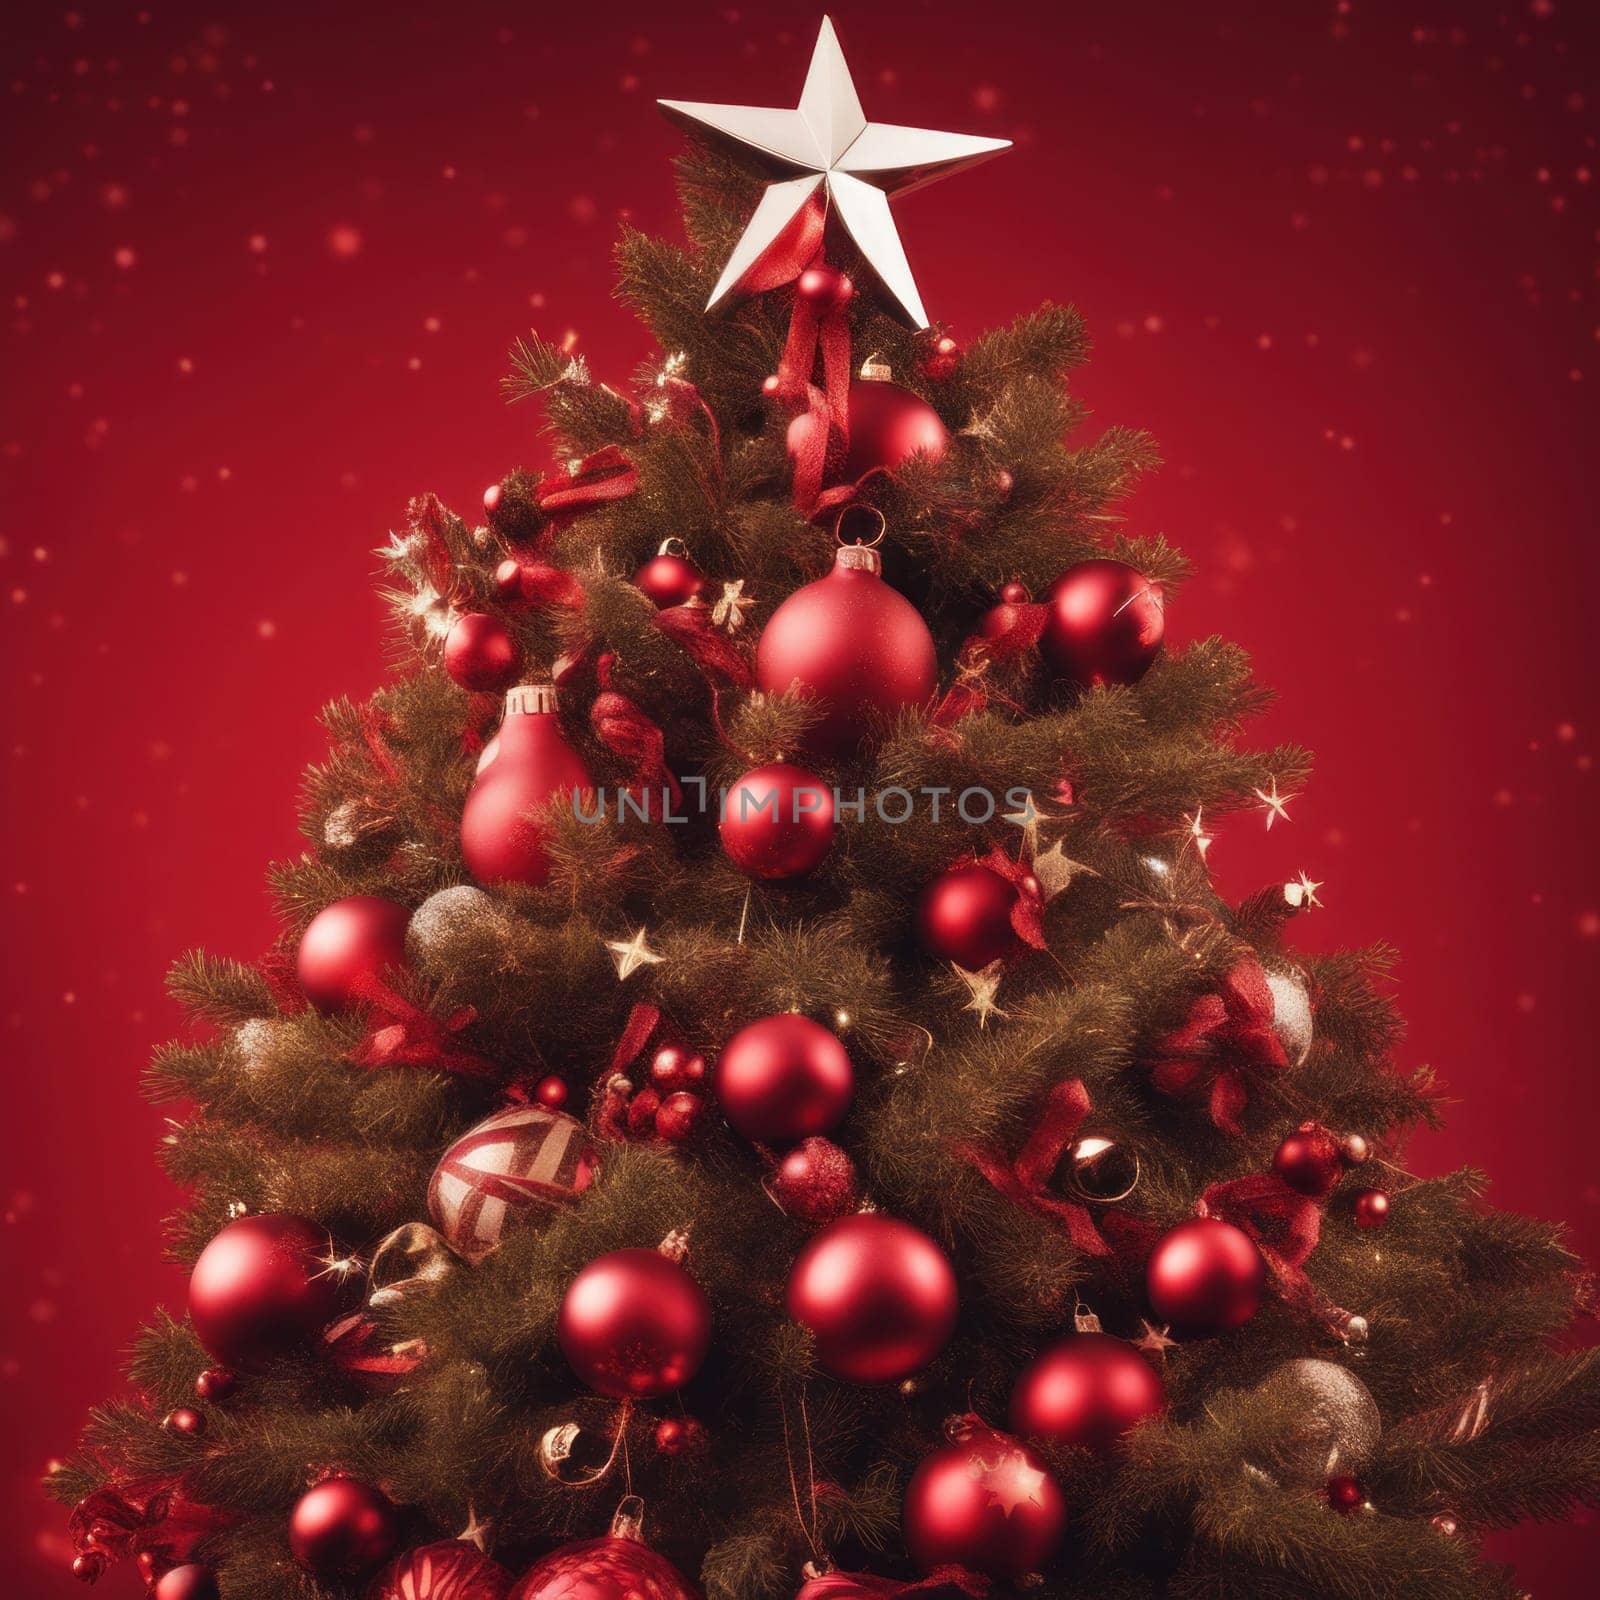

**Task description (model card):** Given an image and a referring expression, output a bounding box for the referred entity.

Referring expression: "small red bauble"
[1009,1333,1166,1453]
[1145,1217,1265,1339]
[288,1476,399,1576]
[1041,558,1165,688]
[508,1533,700,1600]
[716,1013,853,1144]
[916,862,1022,970]
[1325,1474,1367,1514]
[71,1551,107,1585]
[755,543,938,758]
[721,762,836,880]
[368,1540,514,1600]
[460,683,592,887]
[796,264,854,312]
[163,1406,205,1436]
[533,1075,569,1110]
[187,1213,341,1368]
[1352,1189,1391,1229]
[812,374,947,485]
[786,1213,958,1384]
[494,558,528,603]
[633,542,706,610]
[483,483,502,515]
[770,1136,858,1224]
[558,1247,711,1399]
[903,1422,1067,1579]
[152,1565,220,1600]
[195,1365,236,1401]
[444,612,520,693]
[999,580,1030,605]
[653,1415,708,1457]
[1272,1124,1344,1198]
[654,1091,706,1144]
[919,334,962,382]
[649,1043,707,1093]
[296,895,411,1014]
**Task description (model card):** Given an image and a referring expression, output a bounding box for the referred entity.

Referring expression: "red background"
[3,1,1596,1592]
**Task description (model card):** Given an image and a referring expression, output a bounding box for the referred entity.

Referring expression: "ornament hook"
[834,504,886,549]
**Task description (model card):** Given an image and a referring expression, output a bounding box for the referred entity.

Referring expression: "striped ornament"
[368,1541,513,1599]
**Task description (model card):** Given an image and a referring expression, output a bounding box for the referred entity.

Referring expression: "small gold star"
[1253,777,1295,830]
[953,960,1008,1027]
[1134,1319,1178,1360]
[1185,808,1215,861]
[711,578,755,632]
[457,1505,491,1552]
[1032,838,1095,902]
[1285,871,1324,910]
[605,927,665,980]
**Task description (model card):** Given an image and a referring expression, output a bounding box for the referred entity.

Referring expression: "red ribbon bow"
[346,972,494,1078]
[589,654,682,818]
[535,445,639,522]
[69,1479,234,1581]
[933,602,1050,727]
[767,252,854,512]
[1149,956,1289,1136]
[976,845,1048,952]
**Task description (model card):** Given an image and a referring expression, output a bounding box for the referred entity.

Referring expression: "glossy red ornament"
[153,1567,220,1600]
[823,374,948,484]
[508,1533,700,1600]
[460,683,593,887]
[770,1136,858,1224]
[71,1551,107,1585]
[368,1540,514,1600]
[654,1091,706,1144]
[558,1247,711,1398]
[1009,1333,1165,1453]
[916,862,1022,969]
[653,1415,708,1457]
[1325,1474,1367,1514]
[1352,1189,1391,1230]
[533,1075,569,1110]
[297,895,411,1014]
[1145,1217,1265,1338]
[1273,1124,1344,1197]
[999,580,1030,605]
[187,1212,340,1368]
[649,1043,707,1094]
[755,543,938,758]
[903,1421,1067,1580]
[786,1213,958,1384]
[444,612,520,692]
[721,762,836,879]
[716,1013,853,1144]
[288,1476,399,1576]
[919,333,962,382]
[1040,558,1165,688]
[163,1405,205,1436]
[194,1365,236,1401]
[633,541,706,609]
[796,264,854,312]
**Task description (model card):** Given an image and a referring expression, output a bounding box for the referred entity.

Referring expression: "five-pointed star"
[1134,1319,1179,1360]
[711,578,755,632]
[1032,838,1095,902]
[1285,871,1324,911]
[985,1451,1051,1516]
[1253,777,1295,830]
[605,927,666,980]
[953,959,1008,1027]
[457,1505,492,1553]
[658,17,1010,327]
[1003,797,1041,856]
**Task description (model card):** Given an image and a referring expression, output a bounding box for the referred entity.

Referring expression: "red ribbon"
[653,600,753,690]
[406,493,460,599]
[768,253,854,511]
[69,1479,234,1580]
[933,603,1049,727]
[955,1077,1112,1257]
[345,972,495,1078]
[322,1311,428,1386]
[507,560,587,611]
[536,445,639,521]
[976,845,1048,952]
[1149,956,1290,1136]
[590,653,682,817]
[798,1571,990,1598]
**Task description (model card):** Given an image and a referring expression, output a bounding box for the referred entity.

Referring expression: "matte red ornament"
[428,1104,597,1263]
[444,613,521,692]
[288,1476,399,1577]
[297,895,411,1014]
[754,543,938,758]
[460,684,593,887]
[1040,558,1165,688]
[1009,1333,1165,1453]
[508,1533,700,1600]
[654,1091,706,1144]
[796,264,854,312]
[1352,1189,1391,1230]
[903,1420,1067,1580]
[649,1043,707,1094]
[1145,1217,1265,1338]
[1325,1474,1367,1514]
[770,1136,858,1224]
[916,862,1022,969]
[557,1247,711,1399]
[825,374,948,484]
[194,1366,236,1401]
[721,762,836,880]
[633,541,706,610]
[716,1013,853,1144]
[786,1213,958,1384]
[368,1540,515,1600]
[1273,1124,1343,1197]
[187,1212,341,1368]
[153,1566,220,1600]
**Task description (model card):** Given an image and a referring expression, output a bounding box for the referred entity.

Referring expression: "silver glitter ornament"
[1251,1358,1381,1487]
[1264,966,1314,1067]
[405,885,496,965]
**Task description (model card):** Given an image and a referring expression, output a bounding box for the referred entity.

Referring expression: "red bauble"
[194,1365,236,1401]
[716,1013,853,1144]
[786,1213,958,1384]
[508,1535,700,1600]
[368,1540,515,1599]
[1325,1474,1367,1514]
[558,1247,711,1398]
[653,1415,708,1457]
[153,1566,220,1600]
[903,1422,1067,1580]
[1273,1124,1343,1198]
[795,1577,902,1600]
[163,1405,205,1436]
[633,543,705,610]
[428,1104,597,1263]
[754,543,938,758]
[805,374,947,484]
[649,1043,707,1094]
[770,1136,858,1224]
[916,862,1022,969]
[999,580,1030,605]
[534,1075,569,1110]
[460,683,593,887]
[444,613,521,692]
[297,895,411,1014]
[654,1091,706,1144]
[919,334,962,382]
[288,1476,399,1577]
[1040,558,1165,688]
[1352,1189,1391,1230]
[721,762,836,880]
[187,1213,341,1368]
[796,264,854,312]
[1145,1218,1265,1339]
[1009,1333,1165,1453]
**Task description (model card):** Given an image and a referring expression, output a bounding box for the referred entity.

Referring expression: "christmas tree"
[54,20,1599,1600]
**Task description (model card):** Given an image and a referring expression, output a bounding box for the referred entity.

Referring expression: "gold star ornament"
[605,927,666,980]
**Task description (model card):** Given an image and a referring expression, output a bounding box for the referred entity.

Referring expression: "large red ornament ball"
[915,862,1023,970]
[754,544,938,758]
[1040,558,1165,688]
[460,684,593,887]
[152,1566,220,1600]
[633,544,705,610]
[835,375,948,483]
[716,1013,853,1144]
[428,1105,598,1263]
[903,1423,1067,1580]
[444,613,521,693]
[1145,1218,1265,1338]
[786,1213,958,1384]
[288,1476,399,1577]
[297,895,411,1014]
[771,1137,859,1224]
[368,1540,514,1600]
[187,1213,341,1368]
[721,762,836,880]
[1272,1124,1343,1197]
[557,1247,711,1399]
[1009,1333,1166,1453]
[508,1534,700,1600]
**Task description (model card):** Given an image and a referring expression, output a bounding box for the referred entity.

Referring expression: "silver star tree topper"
[658,16,1010,328]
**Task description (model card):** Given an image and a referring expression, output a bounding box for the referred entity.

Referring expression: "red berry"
[1325,1474,1366,1513]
